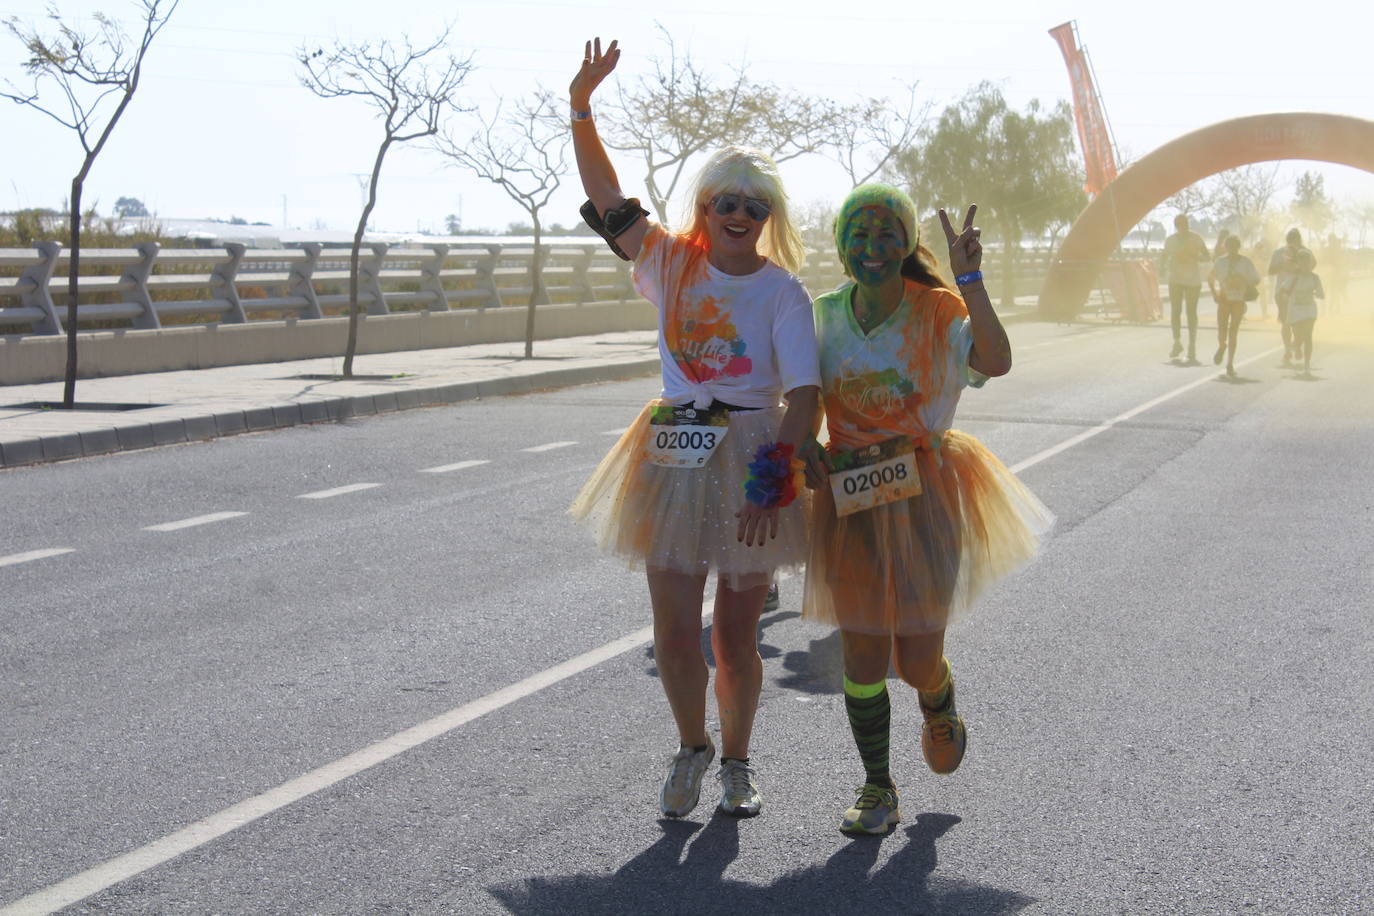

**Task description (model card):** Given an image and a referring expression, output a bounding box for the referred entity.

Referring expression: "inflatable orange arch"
[1038,113,1374,320]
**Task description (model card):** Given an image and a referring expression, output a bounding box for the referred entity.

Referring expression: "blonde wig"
[679,146,806,275]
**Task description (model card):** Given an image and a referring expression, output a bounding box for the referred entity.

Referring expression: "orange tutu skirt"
[802,429,1052,635]
[569,400,811,590]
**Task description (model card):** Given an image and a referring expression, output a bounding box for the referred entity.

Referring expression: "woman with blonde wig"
[567,38,819,820]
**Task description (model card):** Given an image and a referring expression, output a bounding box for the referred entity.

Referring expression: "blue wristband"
[956,270,983,286]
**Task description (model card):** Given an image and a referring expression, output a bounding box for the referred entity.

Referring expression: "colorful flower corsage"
[743,441,804,508]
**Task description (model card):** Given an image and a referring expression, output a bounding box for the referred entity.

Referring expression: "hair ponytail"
[899,243,948,290]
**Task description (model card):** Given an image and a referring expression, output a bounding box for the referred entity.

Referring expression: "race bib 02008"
[828,435,921,517]
[644,405,730,468]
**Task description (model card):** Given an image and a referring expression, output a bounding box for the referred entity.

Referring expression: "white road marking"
[296,483,381,500]
[5,356,1283,914]
[419,460,490,474]
[1009,346,1282,474]
[1,606,709,916]
[521,441,577,452]
[601,427,628,436]
[0,548,75,568]
[142,512,247,533]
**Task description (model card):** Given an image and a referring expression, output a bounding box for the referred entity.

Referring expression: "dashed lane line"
[521,441,578,453]
[0,548,75,568]
[142,512,248,533]
[601,428,629,436]
[296,483,382,500]
[419,460,491,474]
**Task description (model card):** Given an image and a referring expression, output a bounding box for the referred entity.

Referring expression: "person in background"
[1285,248,1324,376]
[1160,214,1211,362]
[1207,234,1261,377]
[1268,229,1315,367]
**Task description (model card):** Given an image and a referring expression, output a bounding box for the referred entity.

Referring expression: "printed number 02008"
[655,429,718,450]
[841,462,908,495]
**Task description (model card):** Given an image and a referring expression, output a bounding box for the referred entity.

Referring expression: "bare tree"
[1213,164,1282,241]
[435,91,568,359]
[827,83,929,186]
[2,0,179,407]
[1162,178,1221,224]
[298,30,471,378]
[600,28,834,226]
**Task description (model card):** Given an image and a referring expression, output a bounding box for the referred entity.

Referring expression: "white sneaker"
[717,758,762,818]
[659,741,715,817]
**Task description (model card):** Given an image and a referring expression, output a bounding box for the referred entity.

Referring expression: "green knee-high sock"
[844,676,893,789]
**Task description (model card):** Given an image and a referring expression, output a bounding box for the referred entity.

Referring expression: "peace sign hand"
[570,38,620,107]
[939,205,982,277]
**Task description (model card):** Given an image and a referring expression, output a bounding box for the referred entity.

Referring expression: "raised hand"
[939,205,982,277]
[570,38,620,107]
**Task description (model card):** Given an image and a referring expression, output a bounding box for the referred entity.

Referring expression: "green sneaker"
[660,741,715,818]
[919,671,967,775]
[840,783,901,835]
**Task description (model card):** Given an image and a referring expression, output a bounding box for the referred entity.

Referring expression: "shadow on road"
[487,811,1034,915]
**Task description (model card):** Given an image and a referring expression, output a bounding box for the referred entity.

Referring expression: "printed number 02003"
[654,429,718,451]
[840,462,908,495]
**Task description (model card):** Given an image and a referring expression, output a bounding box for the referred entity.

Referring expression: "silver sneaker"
[660,741,715,818]
[839,783,901,836]
[717,758,762,818]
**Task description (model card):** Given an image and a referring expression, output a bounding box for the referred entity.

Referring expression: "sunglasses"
[711,194,771,222]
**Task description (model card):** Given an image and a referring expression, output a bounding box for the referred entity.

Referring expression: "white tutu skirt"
[569,399,810,590]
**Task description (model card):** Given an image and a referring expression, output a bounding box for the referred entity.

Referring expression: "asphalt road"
[2,315,1372,915]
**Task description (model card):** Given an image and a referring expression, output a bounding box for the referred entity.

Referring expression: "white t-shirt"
[633,224,820,408]
[1286,273,1324,323]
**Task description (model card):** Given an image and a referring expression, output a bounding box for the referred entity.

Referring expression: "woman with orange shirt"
[802,184,1052,835]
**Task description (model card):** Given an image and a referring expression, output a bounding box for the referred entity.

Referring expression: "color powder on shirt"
[834,366,923,427]
[673,297,753,381]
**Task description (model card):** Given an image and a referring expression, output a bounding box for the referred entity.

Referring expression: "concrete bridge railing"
[0,240,647,336]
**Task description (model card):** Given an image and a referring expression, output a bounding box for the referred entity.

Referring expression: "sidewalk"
[0,331,662,469]
[0,300,1046,470]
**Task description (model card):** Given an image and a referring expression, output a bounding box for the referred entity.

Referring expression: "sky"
[2,0,1373,240]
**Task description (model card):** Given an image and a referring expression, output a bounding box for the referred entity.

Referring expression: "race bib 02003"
[828,435,921,517]
[644,405,730,468]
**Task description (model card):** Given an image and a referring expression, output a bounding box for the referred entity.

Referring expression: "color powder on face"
[841,206,907,285]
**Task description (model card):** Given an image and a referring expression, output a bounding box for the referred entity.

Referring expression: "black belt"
[673,399,761,412]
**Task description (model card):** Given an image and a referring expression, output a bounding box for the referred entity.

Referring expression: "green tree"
[1291,170,1334,237]
[114,195,148,217]
[1,0,179,406]
[894,82,1085,305]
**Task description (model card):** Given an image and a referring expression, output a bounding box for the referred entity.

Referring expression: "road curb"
[0,357,661,470]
